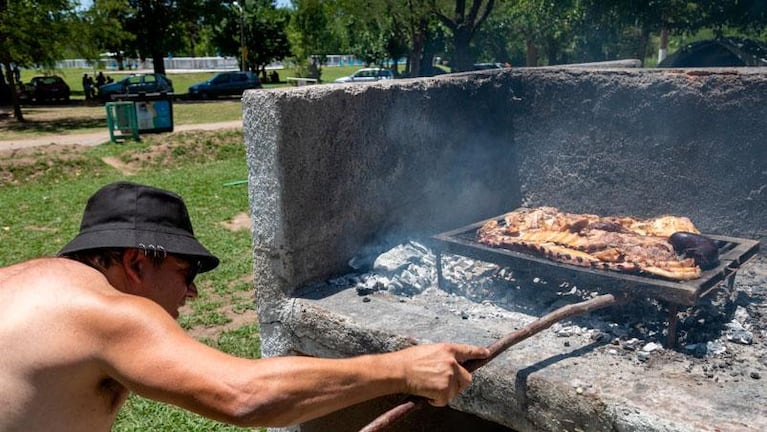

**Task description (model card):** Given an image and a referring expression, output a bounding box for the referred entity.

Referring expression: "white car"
[334,68,394,83]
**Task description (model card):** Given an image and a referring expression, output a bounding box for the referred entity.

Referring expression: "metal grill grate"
[432,214,760,306]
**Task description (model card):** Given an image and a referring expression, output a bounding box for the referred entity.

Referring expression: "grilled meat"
[477,207,707,280]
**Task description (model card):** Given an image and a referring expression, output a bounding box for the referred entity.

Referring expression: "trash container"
[105,101,139,142]
[115,93,174,134]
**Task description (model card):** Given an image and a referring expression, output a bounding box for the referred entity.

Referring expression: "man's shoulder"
[0,258,118,347]
[1,257,103,284]
[0,257,116,310]
[0,257,160,340]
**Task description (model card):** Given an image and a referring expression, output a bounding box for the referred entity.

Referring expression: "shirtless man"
[0,181,489,431]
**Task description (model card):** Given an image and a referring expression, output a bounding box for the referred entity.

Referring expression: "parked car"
[472,63,505,70]
[334,68,394,83]
[18,75,70,104]
[187,71,262,99]
[98,73,173,101]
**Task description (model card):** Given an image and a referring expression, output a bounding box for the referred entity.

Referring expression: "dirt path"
[0,120,242,152]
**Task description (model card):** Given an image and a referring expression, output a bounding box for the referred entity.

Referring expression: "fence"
[55,55,406,72]
[56,56,239,71]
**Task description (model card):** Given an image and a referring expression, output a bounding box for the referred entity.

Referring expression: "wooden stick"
[358,292,629,432]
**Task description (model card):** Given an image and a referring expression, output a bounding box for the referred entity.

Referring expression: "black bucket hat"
[59,181,220,272]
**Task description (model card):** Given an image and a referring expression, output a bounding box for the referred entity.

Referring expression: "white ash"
[313,243,767,377]
[642,342,662,352]
[724,306,755,345]
[345,240,519,304]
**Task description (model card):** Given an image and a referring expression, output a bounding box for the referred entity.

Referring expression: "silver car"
[334,68,394,83]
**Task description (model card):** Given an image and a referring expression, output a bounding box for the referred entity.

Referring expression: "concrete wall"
[242,68,767,432]
[244,68,766,299]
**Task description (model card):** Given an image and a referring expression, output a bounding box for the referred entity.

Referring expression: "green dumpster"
[116,93,174,134]
[105,101,139,142]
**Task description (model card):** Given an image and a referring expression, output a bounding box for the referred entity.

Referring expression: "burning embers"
[304,240,758,361]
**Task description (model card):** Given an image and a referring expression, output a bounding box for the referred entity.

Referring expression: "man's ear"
[122,249,144,283]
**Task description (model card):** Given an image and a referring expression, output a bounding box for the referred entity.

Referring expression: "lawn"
[0,128,264,431]
[1,65,367,140]
[0,101,244,140]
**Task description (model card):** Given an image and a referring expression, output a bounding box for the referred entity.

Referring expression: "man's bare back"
[0,258,130,431]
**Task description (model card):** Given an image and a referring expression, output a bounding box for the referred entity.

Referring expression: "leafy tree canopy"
[0,0,78,120]
[213,0,291,75]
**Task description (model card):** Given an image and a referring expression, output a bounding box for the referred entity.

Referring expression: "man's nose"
[186,282,198,298]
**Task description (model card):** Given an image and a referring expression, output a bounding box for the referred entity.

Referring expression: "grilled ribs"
[477,207,703,280]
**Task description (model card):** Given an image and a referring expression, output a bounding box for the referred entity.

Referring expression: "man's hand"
[394,343,490,406]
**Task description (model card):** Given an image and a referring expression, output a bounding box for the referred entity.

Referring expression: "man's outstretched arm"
[92,293,489,427]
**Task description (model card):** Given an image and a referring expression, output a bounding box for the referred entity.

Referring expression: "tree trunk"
[419,26,438,77]
[526,38,538,67]
[546,37,558,65]
[658,27,669,64]
[2,63,24,122]
[409,19,425,77]
[636,28,650,67]
[452,26,473,72]
[116,52,125,71]
[406,0,426,78]
[152,49,166,75]
[434,0,496,72]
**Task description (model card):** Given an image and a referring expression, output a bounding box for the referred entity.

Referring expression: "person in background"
[0,181,489,431]
[95,71,107,97]
[82,73,92,100]
[12,64,20,84]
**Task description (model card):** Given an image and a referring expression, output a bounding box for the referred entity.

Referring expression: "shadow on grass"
[0,103,107,135]
[3,117,106,134]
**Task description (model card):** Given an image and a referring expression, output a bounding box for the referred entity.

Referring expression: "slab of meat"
[477,207,704,280]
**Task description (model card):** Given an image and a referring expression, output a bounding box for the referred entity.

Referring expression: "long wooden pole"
[359,292,629,432]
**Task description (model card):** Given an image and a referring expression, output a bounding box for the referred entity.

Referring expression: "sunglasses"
[185,260,201,287]
[172,254,201,287]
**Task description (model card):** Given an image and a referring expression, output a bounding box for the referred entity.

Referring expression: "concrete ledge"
[282,268,766,432]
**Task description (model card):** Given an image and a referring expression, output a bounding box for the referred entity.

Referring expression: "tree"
[246,6,292,78]
[287,0,341,80]
[402,0,445,77]
[484,0,580,66]
[694,0,767,36]
[174,0,228,59]
[0,0,77,121]
[119,0,216,75]
[580,0,700,65]
[332,0,404,72]
[335,0,462,77]
[213,0,291,78]
[473,4,516,64]
[432,0,496,72]
[77,0,135,70]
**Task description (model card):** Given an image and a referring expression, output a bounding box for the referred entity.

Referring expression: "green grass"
[0,101,243,140]
[3,65,371,140]
[0,128,263,431]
